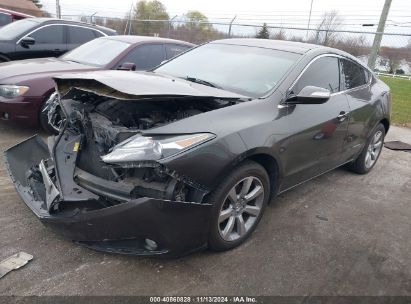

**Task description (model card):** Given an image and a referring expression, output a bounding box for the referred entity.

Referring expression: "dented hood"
[54,70,247,100]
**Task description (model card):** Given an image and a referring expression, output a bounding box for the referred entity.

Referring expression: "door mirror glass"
[286,86,331,104]
[117,62,136,71]
[20,37,36,47]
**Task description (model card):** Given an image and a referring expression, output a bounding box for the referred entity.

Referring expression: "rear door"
[15,24,66,59]
[67,26,102,51]
[281,55,351,190]
[339,58,375,161]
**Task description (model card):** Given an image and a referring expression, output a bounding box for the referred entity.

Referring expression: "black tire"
[207,161,270,251]
[39,93,60,134]
[348,123,385,174]
[0,55,10,63]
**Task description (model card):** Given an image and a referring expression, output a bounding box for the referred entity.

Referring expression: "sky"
[41,0,411,45]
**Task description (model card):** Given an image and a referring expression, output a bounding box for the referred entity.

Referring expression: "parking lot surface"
[0,121,410,296]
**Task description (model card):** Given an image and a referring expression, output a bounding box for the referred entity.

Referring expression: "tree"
[256,23,270,39]
[171,10,224,44]
[31,0,43,9]
[185,10,211,31]
[336,35,370,57]
[131,0,169,36]
[379,46,405,74]
[313,10,342,46]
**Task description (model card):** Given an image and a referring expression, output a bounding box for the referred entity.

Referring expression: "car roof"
[102,35,195,46]
[211,38,321,54]
[25,18,116,34]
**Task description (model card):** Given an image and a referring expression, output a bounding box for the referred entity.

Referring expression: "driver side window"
[293,56,340,94]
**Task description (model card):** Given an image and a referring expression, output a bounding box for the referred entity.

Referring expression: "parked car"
[5,39,391,257]
[0,35,194,132]
[0,18,116,62]
[0,8,33,27]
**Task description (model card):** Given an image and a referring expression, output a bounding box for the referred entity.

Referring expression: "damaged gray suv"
[5,39,391,256]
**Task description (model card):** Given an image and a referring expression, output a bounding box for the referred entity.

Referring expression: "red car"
[0,35,194,132]
[0,8,33,27]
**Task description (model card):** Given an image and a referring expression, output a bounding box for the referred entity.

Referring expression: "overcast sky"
[41,0,411,45]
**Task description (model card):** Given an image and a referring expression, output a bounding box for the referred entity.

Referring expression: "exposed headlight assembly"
[101,133,215,165]
[0,85,30,99]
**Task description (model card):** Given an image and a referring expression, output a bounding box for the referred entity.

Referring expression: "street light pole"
[368,0,392,70]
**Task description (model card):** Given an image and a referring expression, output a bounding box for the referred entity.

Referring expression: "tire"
[39,92,62,134]
[0,55,10,63]
[207,161,270,251]
[348,123,385,174]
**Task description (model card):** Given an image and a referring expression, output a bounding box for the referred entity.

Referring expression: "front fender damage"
[4,135,212,256]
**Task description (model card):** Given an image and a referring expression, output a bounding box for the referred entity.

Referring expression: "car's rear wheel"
[348,123,385,174]
[207,161,270,251]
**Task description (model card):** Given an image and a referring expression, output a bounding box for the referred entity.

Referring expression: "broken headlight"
[101,133,215,165]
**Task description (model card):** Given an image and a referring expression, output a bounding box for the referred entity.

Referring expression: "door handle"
[337,111,348,122]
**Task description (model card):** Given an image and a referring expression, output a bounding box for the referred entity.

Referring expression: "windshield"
[0,18,38,40]
[155,43,300,97]
[62,38,130,67]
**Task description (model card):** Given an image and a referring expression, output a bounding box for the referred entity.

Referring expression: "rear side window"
[340,58,367,90]
[119,44,166,70]
[68,26,98,44]
[294,56,340,94]
[165,44,190,59]
[29,25,64,44]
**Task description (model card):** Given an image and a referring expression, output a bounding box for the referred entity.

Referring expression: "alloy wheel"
[218,176,265,242]
[365,130,383,169]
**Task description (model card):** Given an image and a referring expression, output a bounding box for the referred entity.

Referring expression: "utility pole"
[56,0,61,18]
[306,0,314,41]
[368,0,392,70]
[228,15,237,38]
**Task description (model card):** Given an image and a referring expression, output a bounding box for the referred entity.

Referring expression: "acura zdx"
[5,39,391,257]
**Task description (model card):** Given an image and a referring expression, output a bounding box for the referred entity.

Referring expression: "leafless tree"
[336,35,370,57]
[312,10,343,47]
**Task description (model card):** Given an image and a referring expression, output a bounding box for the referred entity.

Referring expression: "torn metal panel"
[0,252,33,279]
[53,70,247,100]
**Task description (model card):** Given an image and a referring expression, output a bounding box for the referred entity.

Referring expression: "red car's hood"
[0,57,98,81]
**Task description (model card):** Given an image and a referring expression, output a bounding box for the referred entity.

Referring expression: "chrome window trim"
[16,23,108,45]
[286,53,372,98]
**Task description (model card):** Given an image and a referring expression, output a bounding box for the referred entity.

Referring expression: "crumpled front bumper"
[4,135,212,257]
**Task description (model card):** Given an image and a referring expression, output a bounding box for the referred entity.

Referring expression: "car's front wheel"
[348,123,385,174]
[207,161,270,251]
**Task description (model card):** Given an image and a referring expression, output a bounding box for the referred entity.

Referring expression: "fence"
[62,15,411,74]
[62,15,411,126]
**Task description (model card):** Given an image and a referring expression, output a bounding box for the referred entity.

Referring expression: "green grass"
[379,76,411,127]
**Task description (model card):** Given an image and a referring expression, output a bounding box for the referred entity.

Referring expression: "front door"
[15,25,67,60]
[280,55,351,190]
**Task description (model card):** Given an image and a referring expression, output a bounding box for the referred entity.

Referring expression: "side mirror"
[117,62,136,71]
[286,86,331,104]
[20,37,36,47]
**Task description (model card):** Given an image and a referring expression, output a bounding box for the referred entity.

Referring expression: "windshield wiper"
[184,76,221,89]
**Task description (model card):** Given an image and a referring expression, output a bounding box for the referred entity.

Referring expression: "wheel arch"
[0,53,10,62]
[380,118,390,134]
[210,149,282,203]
